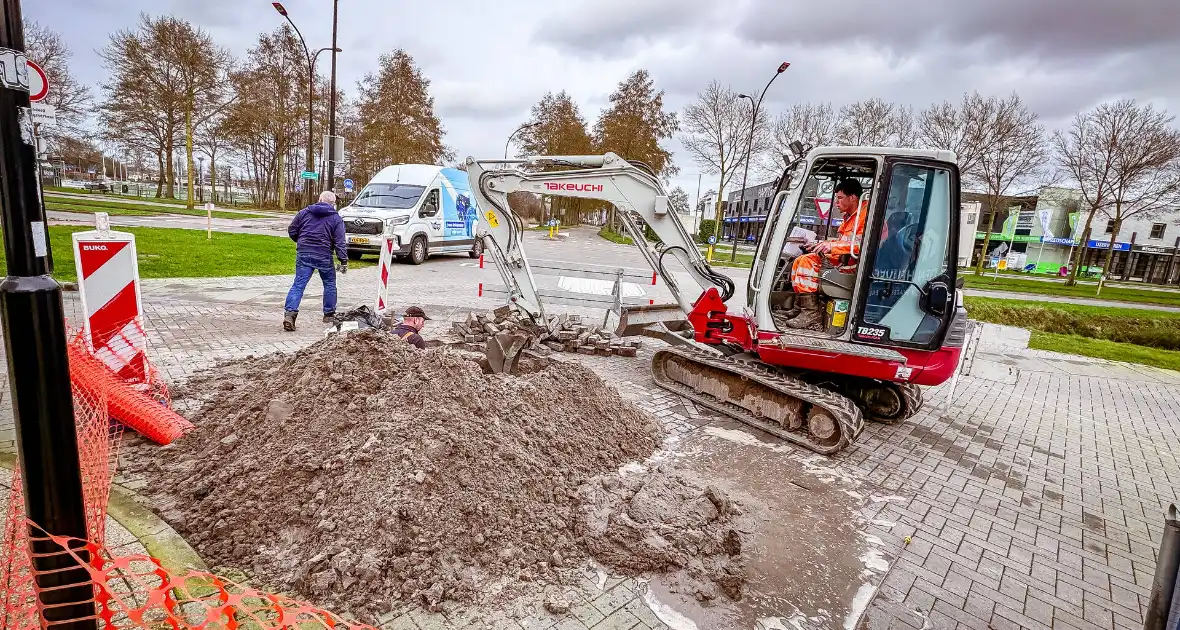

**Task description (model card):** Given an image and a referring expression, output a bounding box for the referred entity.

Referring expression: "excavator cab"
[749,147,964,373]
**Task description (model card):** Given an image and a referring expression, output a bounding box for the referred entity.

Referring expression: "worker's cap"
[403,306,431,320]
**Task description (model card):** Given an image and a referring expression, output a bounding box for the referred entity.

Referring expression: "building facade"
[721,181,779,243]
[960,186,1180,284]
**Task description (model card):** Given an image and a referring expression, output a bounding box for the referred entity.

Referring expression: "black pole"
[326,0,339,191]
[1146,505,1180,630]
[0,2,97,627]
[1166,236,1180,285]
[1122,231,1137,282]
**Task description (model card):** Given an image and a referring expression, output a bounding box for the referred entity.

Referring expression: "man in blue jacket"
[283,191,348,331]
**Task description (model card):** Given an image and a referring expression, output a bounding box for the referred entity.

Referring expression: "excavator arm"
[465,153,734,325]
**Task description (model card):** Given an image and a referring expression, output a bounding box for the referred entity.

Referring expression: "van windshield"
[353,183,426,209]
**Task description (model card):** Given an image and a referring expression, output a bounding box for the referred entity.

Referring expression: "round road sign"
[27,60,48,102]
[343,178,354,191]
[708,235,717,245]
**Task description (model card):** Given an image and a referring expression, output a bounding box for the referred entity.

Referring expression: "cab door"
[852,158,960,350]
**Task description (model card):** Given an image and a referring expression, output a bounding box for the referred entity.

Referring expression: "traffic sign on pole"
[343,178,354,192]
[300,171,319,180]
[27,59,48,102]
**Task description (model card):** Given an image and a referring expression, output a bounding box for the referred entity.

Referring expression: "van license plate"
[348,236,370,245]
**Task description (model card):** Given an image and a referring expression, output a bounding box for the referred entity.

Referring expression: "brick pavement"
[1,270,1178,629]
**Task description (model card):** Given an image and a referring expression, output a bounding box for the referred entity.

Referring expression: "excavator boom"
[465,153,733,326]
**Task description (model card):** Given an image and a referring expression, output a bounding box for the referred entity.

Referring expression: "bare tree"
[970,94,1046,276]
[835,98,914,146]
[24,19,91,141]
[1093,101,1180,279]
[680,81,767,233]
[1053,103,1128,285]
[917,92,995,177]
[761,102,838,175]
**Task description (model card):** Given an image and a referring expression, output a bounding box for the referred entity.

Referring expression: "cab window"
[861,163,953,345]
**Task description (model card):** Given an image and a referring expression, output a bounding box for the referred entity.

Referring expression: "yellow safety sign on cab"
[484,210,500,228]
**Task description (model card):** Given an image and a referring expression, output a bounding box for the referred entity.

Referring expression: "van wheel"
[347,250,363,261]
[469,239,483,259]
[409,236,427,265]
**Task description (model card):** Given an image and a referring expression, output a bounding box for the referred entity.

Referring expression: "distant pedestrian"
[392,306,430,349]
[283,191,347,331]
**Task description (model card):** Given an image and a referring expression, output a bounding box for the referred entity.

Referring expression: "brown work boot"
[780,292,801,319]
[785,294,824,331]
[283,310,298,331]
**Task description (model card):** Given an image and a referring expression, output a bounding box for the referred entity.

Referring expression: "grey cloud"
[531,0,718,56]
[738,0,1180,62]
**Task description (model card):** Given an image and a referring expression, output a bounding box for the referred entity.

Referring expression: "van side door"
[418,188,445,244]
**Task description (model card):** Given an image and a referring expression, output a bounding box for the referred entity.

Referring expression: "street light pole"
[326,0,340,191]
[733,62,789,262]
[0,1,97,626]
[505,122,538,159]
[197,155,205,203]
[272,2,315,205]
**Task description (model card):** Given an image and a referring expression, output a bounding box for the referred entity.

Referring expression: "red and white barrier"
[72,214,148,383]
[375,236,396,313]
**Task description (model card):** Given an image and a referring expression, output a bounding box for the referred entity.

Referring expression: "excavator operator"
[782,178,867,330]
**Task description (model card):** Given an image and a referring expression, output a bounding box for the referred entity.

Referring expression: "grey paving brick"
[589,608,640,630]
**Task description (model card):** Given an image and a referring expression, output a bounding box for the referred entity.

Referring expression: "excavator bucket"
[613,302,691,338]
[485,331,530,374]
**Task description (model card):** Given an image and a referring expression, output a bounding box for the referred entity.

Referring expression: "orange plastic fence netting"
[3,525,377,630]
[67,327,191,446]
[2,368,119,628]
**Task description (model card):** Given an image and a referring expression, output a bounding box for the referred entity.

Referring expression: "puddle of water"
[643,426,897,629]
[643,586,702,630]
[843,583,877,630]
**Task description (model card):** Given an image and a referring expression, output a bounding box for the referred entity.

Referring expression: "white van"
[338,164,483,264]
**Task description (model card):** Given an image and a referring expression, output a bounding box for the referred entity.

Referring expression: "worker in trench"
[781,179,867,330]
[391,306,430,349]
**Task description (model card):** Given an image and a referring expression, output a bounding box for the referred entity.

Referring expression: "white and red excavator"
[466,145,969,455]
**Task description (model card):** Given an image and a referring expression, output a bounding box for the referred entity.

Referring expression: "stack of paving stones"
[452,305,642,358]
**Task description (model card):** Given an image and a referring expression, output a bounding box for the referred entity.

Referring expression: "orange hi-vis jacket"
[790,201,868,294]
[825,202,868,261]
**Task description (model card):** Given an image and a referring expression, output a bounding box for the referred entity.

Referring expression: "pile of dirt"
[132,330,662,619]
[578,468,752,603]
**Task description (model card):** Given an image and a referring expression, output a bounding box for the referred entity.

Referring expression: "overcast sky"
[27,0,1180,200]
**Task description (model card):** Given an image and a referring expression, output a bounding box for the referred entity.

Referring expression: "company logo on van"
[544,182,604,193]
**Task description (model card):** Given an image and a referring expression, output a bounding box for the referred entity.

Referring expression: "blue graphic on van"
[438,167,481,241]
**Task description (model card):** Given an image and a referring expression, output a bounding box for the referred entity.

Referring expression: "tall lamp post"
[272,2,340,204]
[505,122,539,159]
[1,0,97,626]
[325,0,340,191]
[732,62,789,262]
[197,155,204,203]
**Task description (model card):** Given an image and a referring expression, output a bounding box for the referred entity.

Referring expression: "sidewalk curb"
[0,452,206,573]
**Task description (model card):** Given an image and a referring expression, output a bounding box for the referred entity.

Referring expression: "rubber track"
[898,383,923,421]
[650,346,865,455]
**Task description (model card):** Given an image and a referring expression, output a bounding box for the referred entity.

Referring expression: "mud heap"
[579,469,752,603]
[134,330,666,618]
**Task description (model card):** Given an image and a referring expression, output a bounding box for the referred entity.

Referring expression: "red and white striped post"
[375,234,396,314]
[71,213,148,383]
